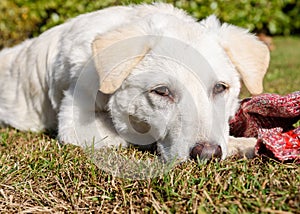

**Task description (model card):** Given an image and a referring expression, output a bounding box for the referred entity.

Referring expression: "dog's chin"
[155,142,187,163]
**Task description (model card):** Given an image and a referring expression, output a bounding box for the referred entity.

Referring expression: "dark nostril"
[190,143,205,160]
[190,142,222,161]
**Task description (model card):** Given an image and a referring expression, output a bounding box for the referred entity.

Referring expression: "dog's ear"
[219,23,270,95]
[92,27,150,94]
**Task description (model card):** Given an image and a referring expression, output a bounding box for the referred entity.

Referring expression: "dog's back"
[0,27,62,131]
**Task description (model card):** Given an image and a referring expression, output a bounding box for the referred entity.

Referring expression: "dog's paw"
[58,126,128,149]
[58,127,81,146]
[228,136,257,158]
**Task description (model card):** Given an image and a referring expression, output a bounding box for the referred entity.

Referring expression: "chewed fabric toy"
[230,91,300,163]
[256,127,300,163]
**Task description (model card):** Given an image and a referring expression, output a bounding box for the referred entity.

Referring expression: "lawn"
[0,37,299,213]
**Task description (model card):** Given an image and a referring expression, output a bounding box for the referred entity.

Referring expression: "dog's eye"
[150,86,174,100]
[213,82,229,95]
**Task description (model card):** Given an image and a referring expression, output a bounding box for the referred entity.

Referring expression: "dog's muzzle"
[190,142,222,160]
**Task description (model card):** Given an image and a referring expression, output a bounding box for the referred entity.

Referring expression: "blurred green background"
[1,0,300,49]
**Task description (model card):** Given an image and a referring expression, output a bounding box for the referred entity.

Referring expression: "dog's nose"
[190,142,222,160]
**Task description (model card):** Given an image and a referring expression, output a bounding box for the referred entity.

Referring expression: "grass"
[1,37,300,213]
[264,37,300,95]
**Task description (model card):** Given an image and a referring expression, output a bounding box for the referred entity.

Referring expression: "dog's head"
[92,13,269,162]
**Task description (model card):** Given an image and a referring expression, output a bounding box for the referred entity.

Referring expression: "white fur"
[0,3,269,161]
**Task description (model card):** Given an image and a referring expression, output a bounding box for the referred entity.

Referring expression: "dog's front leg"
[58,87,127,149]
[227,136,257,158]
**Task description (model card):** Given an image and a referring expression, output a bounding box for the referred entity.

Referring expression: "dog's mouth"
[127,114,223,161]
[189,142,222,160]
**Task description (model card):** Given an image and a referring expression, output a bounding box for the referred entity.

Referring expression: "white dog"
[0,3,269,162]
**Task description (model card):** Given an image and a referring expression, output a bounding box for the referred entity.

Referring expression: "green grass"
[1,37,300,213]
[264,36,300,95]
